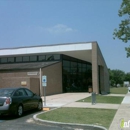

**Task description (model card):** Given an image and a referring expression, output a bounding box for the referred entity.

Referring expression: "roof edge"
[0,41,97,50]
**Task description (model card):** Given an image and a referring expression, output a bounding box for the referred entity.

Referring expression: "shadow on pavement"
[0,109,40,121]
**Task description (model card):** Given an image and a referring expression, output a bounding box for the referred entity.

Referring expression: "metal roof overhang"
[0,42,92,63]
[0,61,59,71]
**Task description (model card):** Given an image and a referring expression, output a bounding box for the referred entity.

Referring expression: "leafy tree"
[113,0,130,57]
[125,72,130,81]
[108,69,125,86]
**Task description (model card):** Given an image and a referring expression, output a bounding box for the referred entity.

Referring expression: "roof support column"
[39,68,43,96]
[92,43,99,94]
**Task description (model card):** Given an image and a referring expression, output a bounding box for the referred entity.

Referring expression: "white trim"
[0,43,92,56]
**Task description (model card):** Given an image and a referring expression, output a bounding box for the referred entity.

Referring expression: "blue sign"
[42,75,47,87]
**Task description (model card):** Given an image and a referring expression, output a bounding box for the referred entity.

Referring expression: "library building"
[0,42,109,96]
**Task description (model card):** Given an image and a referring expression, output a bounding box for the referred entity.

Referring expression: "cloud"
[45,24,76,34]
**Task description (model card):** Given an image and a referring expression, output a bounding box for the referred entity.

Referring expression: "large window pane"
[71,62,77,68]
[62,56,92,93]
[1,57,7,63]
[63,67,70,73]
[30,56,37,61]
[38,55,46,61]
[46,55,54,60]
[8,57,14,63]
[63,60,70,67]
[78,63,82,67]
[54,55,60,60]
[82,64,87,68]
[16,57,22,62]
[82,67,87,72]
[23,56,29,62]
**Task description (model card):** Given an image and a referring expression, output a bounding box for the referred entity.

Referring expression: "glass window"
[63,60,70,67]
[1,57,7,63]
[82,67,87,72]
[13,89,27,96]
[16,56,22,62]
[54,55,60,60]
[63,67,70,73]
[71,68,77,74]
[78,68,82,72]
[30,56,37,61]
[23,56,29,62]
[87,64,92,70]
[25,89,33,96]
[0,89,14,96]
[82,64,87,68]
[8,57,14,63]
[71,62,77,68]
[46,55,54,60]
[38,55,46,61]
[62,55,72,60]
[78,63,82,67]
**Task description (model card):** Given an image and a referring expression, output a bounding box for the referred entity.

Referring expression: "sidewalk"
[63,102,119,109]
[109,92,130,130]
[42,93,124,109]
[41,92,129,130]
[41,93,91,107]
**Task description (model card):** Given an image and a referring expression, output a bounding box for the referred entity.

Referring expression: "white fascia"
[0,43,92,56]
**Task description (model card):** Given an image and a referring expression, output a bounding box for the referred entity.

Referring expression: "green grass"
[110,87,128,94]
[77,95,124,104]
[37,107,116,129]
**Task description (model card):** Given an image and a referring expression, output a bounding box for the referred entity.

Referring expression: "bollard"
[91,92,96,105]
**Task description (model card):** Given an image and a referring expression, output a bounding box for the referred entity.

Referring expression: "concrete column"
[99,66,104,93]
[39,68,43,96]
[92,43,99,94]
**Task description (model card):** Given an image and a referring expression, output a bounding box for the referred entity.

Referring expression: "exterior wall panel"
[41,62,62,96]
[0,70,39,91]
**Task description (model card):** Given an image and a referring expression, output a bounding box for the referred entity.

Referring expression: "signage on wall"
[27,72,39,75]
[21,81,27,86]
[42,75,47,87]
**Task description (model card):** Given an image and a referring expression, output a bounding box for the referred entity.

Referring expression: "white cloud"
[45,24,76,34]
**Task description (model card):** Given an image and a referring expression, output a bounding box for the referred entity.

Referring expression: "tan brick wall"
[41,62,62,96]
[99,66,104,92]
[92,43,99,93]
[0,70,39,90]
[92,42,110,94]
[30,78,40,95]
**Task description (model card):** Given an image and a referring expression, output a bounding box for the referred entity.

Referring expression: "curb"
[33,108,107,130]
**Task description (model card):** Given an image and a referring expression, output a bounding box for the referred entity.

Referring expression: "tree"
[125,72,130,81]
[113,0,130,57]
[108,69,125,86]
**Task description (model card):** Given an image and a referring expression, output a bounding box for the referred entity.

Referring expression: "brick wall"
[0,70,39,90]
[41,62,62,96]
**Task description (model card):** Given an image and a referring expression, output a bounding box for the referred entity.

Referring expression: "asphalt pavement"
[0,110,71,130]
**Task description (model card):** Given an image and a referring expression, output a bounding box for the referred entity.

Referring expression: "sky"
[0,0,129,73]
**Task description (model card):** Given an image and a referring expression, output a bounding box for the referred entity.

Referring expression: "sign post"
[42,75,47,106]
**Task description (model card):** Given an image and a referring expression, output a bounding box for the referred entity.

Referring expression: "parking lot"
[0,110,70,130]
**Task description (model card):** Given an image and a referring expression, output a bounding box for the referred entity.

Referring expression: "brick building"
[0,42,109,96]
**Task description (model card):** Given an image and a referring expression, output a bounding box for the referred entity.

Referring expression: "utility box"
[92,92,96,105]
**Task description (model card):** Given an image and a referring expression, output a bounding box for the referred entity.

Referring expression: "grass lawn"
[77,95,124,104]
[110,87,128,94]
[37,107,116,129]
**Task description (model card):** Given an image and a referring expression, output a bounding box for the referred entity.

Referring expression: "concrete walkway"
[109,93,130,130]
[63,102,119,109]
[42,93,123,110]
[41,93,91,107]
[41,93,129,130]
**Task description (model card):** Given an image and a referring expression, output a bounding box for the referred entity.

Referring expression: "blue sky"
[0,0,129,73]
